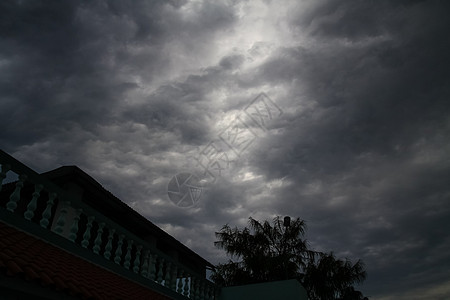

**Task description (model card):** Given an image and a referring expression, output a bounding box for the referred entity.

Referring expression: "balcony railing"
[0,149,219,300]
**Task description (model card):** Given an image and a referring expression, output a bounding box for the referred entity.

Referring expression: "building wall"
[219,279,308,300]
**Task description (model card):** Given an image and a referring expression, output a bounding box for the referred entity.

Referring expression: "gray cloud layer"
[1,1,450,299]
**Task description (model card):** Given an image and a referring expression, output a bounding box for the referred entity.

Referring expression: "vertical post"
[54,200,70,235]
[81,216,95,248]
[93,222,105,254]
[104,228,115,260]
[133,245,143,273]
[164,261,172,287]
[149,253,157,281]
[204,285,210,300]
[156,257,164,284]
[183,275,190,297]
[124,239,134,269]
[6,174,27,212]
[69,208,83,242]
[114,234,125,265]
[191,278,197,300]
[24,184,43,220]
[209,286,214,300]
[170,264,178,290]
[40,192,57,228]
[0,164,11,192]
[177,270,184,294]
[199,280,205,300]
[140,250,150,278]
[196,278,202,300]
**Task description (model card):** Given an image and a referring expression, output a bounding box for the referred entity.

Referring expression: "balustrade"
[0,150,218,299]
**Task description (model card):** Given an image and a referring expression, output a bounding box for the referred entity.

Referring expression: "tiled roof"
[0,221,173,300]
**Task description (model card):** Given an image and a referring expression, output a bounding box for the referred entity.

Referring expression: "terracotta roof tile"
[38,270,53,286]
[6,260,23,275]
[23,265,40,280]
[0,221,174,300]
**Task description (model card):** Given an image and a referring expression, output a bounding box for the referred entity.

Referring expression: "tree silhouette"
[212,216,367,300]
[303,252,367,300]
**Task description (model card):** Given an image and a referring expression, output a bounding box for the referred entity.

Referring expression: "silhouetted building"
[0,150,307,299]
[0,150,216,299]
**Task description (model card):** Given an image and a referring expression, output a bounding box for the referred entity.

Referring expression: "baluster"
[156,257,164,284]
[164,261,172,287]
[183,275,190,297]
[24,184,43,220]
[103,228,115,260]
[199,280,205,300]
[170,264,178,290]
[140,250,150,278]
[206,284,211,300]
[6,174,27,212]
[93,222,105,254]
[69,208,82,242]
[197,279,202,300]
[205,284,212,300]
[40,192,57,228]
[81,216,95,248]
[208,285,214,300]
[191,278,196,300]
[54,200,70,234]
[149,253,157,281]
[209,285,215,300]
[114,234,125,264]
[133,245,143,273]
[208,284,213,300]
[204,285,209,300]
[192,278,199,300]
[0,164,11,192]
[177,270,184,293]
[124,239,134,269]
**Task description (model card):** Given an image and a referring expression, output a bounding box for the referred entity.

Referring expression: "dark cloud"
[240,1,450,297]
[1,0,449,299]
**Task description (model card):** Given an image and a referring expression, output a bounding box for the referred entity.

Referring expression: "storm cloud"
[1,1,450,299]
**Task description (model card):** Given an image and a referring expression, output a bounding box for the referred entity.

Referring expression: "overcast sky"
[1,0,450,299]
